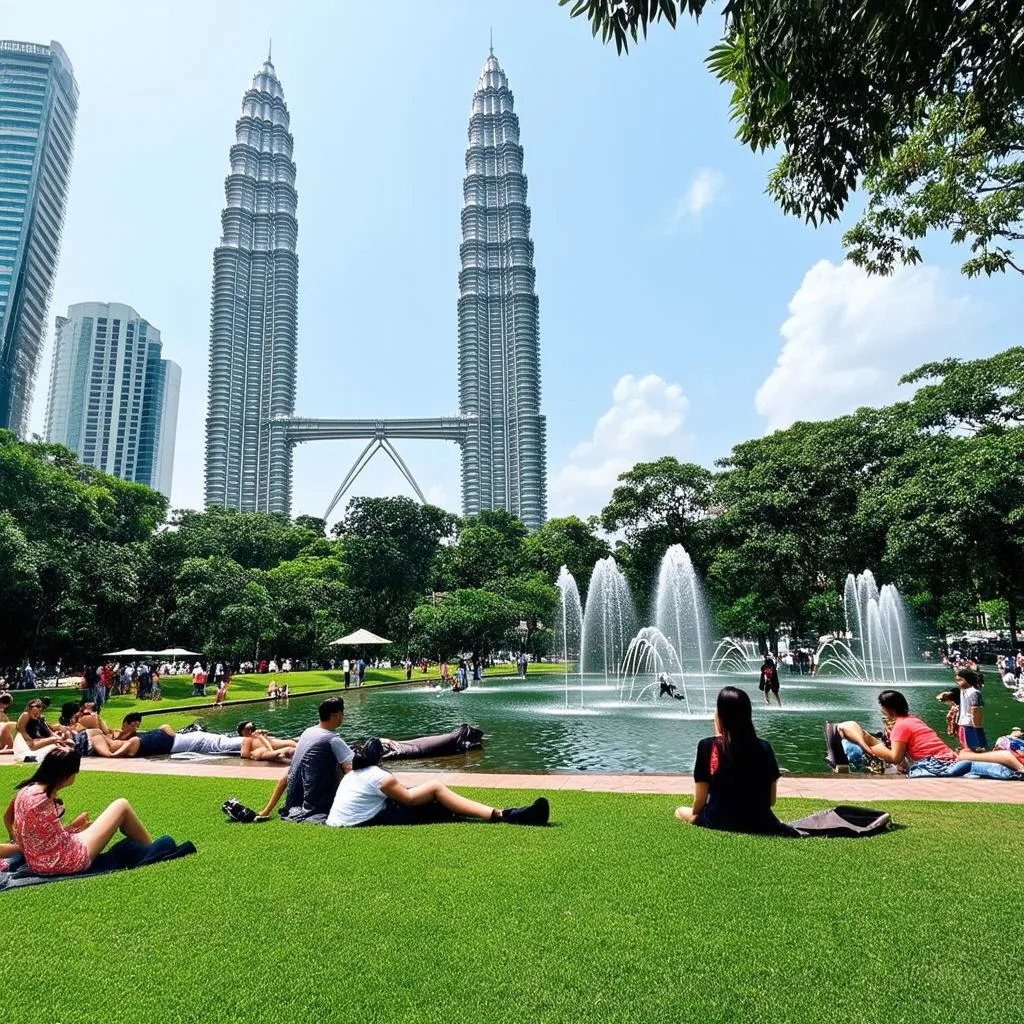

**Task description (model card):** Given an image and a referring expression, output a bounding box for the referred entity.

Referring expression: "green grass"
[0,767,1018,1023]
[6,663,568,727]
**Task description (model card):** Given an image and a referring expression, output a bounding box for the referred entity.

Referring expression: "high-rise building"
[44,301,180,496]
[457,50,547,528]
[204,55,298,513]
[0,40,78,436]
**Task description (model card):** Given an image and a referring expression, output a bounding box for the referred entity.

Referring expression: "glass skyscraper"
[45,302,180,497]
[0,40,78,436]
[457,50,547,528]
[204,55,298,514]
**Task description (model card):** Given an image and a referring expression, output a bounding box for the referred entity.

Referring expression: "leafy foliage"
[844,93,1024,278]
[562,2,1024,231]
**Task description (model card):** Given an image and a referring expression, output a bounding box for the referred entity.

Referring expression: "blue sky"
[10,0,1021,520]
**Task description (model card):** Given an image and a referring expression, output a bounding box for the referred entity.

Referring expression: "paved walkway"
[3,754,1022,803]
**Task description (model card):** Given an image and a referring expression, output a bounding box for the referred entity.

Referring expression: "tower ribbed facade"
[204,56,297,514]
[458,52,546,529]
[0,40,78,436]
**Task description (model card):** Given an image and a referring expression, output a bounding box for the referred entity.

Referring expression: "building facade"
[0,40,78,436]
[457,51,547,529]
[204,56,298,514]
[44,301,180,496]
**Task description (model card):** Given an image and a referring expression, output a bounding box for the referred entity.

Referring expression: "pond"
[189,665,1024,775]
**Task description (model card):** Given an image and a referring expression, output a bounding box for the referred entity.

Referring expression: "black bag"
[788,805,891,838]
[222,797,258,824]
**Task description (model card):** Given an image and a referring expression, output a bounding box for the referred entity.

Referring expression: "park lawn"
[0,769,1019,1024]
[7,663,567,727]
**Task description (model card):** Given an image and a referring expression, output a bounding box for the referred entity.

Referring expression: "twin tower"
[204,52,547,529]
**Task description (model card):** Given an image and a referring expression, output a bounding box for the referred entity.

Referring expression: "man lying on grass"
[78,714,298,762]
[834,690,1022,780]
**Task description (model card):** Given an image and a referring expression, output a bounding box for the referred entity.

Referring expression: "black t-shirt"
[692,736,793,836]
[26,718,52,740]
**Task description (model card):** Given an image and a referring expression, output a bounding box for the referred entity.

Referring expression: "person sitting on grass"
[834,690,1019,780]
[237,720,296,761]
[2,748,158,876]
[325,738,549,827]
[13,698,72,762]
[0,692,14,751]
[257,697,353,821]
[674,686,798,837]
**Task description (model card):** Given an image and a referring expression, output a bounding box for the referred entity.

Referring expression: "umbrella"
[153,647,203,657]
[329,629,392,646]
[103,648,147,657]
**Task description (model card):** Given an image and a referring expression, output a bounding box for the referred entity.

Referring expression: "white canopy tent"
[329,629,392,646]
[153,647,203,658]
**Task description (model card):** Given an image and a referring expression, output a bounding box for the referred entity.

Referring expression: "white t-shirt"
[342,659,350,672]
[326,765,390,827]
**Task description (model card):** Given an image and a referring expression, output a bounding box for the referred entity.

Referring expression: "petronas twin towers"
[204,50,547,528]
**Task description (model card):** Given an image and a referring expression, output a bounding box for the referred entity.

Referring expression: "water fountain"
[815,569,911,682]
[555,565,583,708]
[580,556,636,683]
[615,544,714,711]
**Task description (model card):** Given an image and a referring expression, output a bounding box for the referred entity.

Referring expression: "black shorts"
[359,797,459,827]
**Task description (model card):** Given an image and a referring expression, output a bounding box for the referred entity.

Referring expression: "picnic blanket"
[0,835,196,892]
[788,805,891,838]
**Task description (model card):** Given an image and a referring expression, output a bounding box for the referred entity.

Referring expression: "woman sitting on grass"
[2,748,158,875]
[835,690,1019,779]
[12,698,72,762]
[326,738,549,827]
[675,686,797,837]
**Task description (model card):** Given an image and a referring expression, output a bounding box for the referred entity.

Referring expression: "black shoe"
[502,797,549,826]
[824,722,849,769]
[222,797,257,824]
[179,721,207,734]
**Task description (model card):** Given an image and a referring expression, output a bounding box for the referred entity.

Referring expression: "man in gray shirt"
[259,697,353,821]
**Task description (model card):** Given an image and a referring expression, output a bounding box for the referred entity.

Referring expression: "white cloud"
[664,168,723,231]
[755,260,976,431]
[549,374,693,517]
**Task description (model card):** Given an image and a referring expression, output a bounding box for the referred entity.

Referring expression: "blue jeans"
[909,757,1015,780]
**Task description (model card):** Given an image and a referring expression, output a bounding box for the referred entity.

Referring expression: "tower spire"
[489,28,493,56]
[267,37,272,63]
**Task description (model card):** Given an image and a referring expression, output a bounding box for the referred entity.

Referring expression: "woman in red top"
[3,748,154,875]
[836,690,1018,779]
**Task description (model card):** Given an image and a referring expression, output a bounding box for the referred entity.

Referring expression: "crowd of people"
[4,643,1024,881]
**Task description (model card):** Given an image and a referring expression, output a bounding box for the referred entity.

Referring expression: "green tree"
[333,497,459,645]
[409,589,519,661]
[844,93,1024,279]
[709,409,904,648]
[523,515,610,599]
[435,509,528,590]
[489,571,560,655]
[562,2,1023,225]
[264,554,351,658]
[600,457,715,617]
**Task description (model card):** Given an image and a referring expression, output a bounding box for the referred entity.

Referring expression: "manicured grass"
[0,768,1018,1023]
[6,663,568,726]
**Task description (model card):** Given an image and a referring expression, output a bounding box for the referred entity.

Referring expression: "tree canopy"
[561,1,1024,266]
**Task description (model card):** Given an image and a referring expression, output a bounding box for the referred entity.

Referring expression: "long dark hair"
[16,748,82,797]
[715,687,760,764]
[877,690,910,717]
[352,737,385,771]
